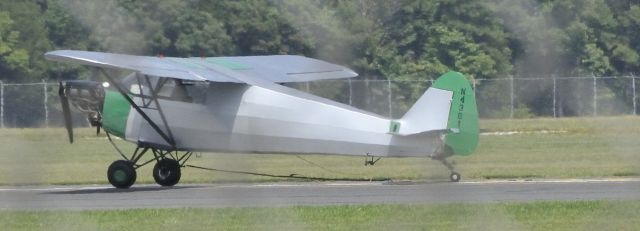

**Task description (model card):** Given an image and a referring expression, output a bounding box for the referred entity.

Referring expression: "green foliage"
[484,0,640,117]
[195,0,313,56]
[1,0,640,120]
[0,1,52,82]
[164,9,232,56]
[0,11,29,73]
[378,0,513,79]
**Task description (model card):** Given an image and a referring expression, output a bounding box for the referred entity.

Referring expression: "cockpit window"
[181,80,209,104]
[121,72,150,96]
[157,79,193,102]
[120,73,208,104]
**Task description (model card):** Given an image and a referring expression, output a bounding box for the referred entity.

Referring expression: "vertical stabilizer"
[394,71,478,156]
[432,71,479,156]
[397,87,453,135]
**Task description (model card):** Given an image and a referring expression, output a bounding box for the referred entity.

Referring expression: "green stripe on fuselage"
[102,90,130,138]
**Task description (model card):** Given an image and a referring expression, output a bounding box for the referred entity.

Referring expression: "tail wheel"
[108,160,137,188]
[450,172,461,182]
[153,158,181,187]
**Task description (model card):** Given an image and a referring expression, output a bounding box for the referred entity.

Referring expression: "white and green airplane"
[45,50,479,189]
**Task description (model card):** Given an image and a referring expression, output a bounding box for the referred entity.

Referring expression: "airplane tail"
[395,71,479,156]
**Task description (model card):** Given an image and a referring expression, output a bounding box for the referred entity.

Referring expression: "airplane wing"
[44,50,358,83]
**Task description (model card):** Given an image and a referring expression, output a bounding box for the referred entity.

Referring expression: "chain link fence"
[1,76,638,128]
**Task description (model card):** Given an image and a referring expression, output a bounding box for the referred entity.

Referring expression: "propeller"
[59,82,74,143]
[58,80,106,144]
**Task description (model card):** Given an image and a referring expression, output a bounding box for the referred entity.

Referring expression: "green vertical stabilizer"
[432,71,479,156]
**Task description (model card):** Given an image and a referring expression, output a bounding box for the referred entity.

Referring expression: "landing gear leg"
[439,158,461,182]
[105,136,194,188]
[150,149,192,187]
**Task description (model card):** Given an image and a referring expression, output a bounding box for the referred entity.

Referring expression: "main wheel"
[107,160,137,188]
[450,172,461,182]
[153,158,181,187]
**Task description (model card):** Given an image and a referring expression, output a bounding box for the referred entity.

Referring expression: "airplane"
[45,50,479,189]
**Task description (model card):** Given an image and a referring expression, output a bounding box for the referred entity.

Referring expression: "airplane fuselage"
[103,81,443,158]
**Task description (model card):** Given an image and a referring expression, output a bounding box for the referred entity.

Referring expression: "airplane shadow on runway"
[43,185,204,195]
[383,179,454,185]
[41,179,455,195]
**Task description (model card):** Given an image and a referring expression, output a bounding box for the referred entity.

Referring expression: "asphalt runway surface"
[0,179,639,210]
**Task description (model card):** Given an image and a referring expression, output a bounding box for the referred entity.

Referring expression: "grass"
[1,118,639,230]
[0,116,639,185]
[0,200,639,230]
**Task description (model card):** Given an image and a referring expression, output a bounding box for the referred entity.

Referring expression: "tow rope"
[185,164,390,182]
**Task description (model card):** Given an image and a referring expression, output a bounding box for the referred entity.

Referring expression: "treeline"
[1,0,639,124]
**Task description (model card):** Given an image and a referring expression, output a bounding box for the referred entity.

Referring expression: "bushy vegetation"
[2,0,640,125]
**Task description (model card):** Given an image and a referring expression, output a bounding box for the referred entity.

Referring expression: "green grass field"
[0,116,639,185]
[1,116,640,230]
[1,201,639,231]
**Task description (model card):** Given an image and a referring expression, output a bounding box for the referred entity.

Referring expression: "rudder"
[432,71,479,156]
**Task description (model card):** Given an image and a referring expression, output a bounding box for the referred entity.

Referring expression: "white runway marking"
[459,177,640,184]
[480,130,569,136]
[0,185,110,192]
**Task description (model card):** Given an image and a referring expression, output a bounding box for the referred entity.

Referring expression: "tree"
[161,9,233,57]
[0,11,29,76]
[372,0,514,116]
[0,1,53,83]
[2,0,640,122]
[198,0,313,56]
[41,0,97,81]
[488,0,640,116]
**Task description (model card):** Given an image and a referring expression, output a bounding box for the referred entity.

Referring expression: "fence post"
[387,78,393,118]
[0,80,3,128]
[593,73,597,117]
[552,75,557,118]
[633,74,637,116]
[471,78,477,101]
[510,75,514,118]
[43,80,49,127]
[348,78,353,106]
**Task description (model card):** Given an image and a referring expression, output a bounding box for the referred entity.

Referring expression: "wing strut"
[99,69,176,149]
[143,75,176,145]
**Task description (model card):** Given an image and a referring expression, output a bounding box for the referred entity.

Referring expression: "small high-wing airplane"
[45,50,478,188]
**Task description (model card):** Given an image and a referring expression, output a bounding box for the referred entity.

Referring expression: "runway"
[1,179,639,210]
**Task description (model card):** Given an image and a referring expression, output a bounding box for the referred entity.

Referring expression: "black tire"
[108,160,137,189]
[450,172,461,182]
[153,158,181,187]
